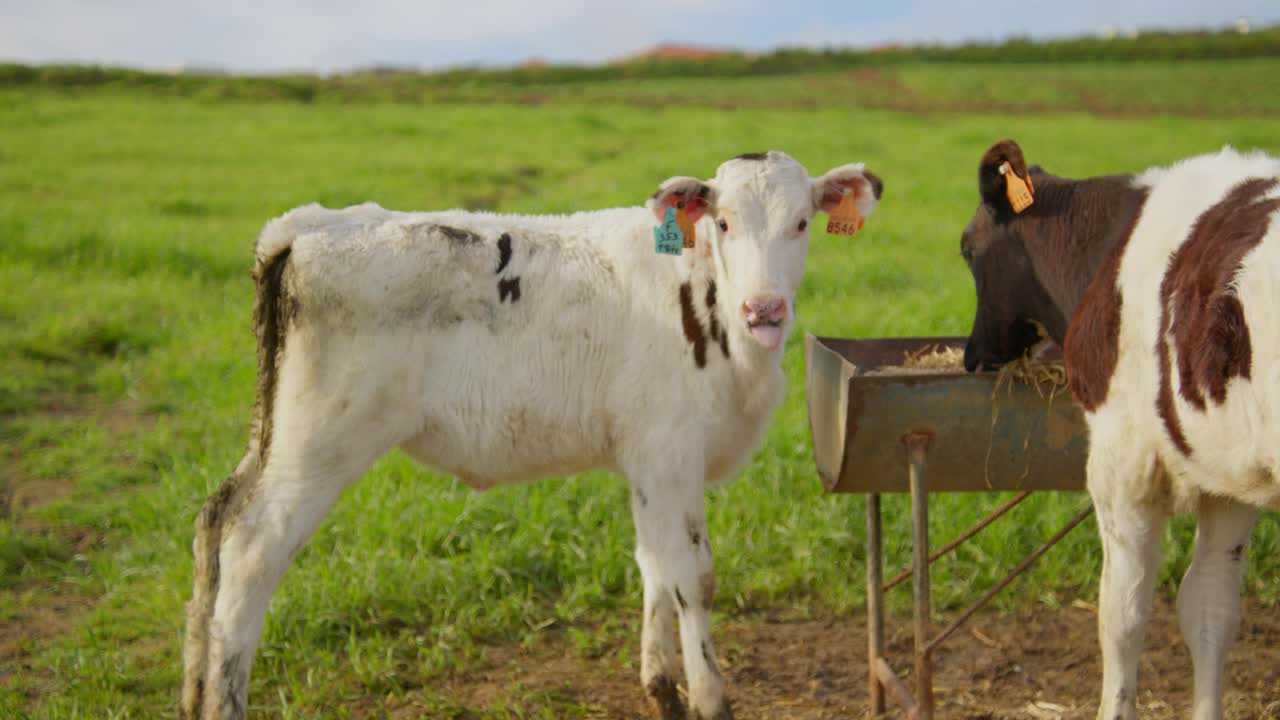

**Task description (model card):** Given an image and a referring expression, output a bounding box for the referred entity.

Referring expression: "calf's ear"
[811,163,883,217]
[647,176,716,222]
[979,138,1034,215]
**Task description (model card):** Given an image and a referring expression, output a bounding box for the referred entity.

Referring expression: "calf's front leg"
[1088,443,1165,720]
[627,455,733,720]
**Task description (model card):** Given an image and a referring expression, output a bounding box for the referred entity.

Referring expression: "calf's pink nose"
[741,295,787,325]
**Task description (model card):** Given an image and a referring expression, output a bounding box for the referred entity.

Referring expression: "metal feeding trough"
[804,335,1095,720]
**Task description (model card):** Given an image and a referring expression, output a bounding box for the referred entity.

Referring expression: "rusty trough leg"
[872,657,919,718]
[866,492,885,717]
[903,431,934,720]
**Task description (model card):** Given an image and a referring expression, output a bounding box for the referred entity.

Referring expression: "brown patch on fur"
[1156,344,1194,455]
[646,675,686,720]
[1062,189,1149,411]
[679,282,708,368]
[1168,178,1279,407]
[735,152,768,161]
[437,225,481,244]
[704,281,730,359]
[1155,178,1280,454]
[251,247,294,468]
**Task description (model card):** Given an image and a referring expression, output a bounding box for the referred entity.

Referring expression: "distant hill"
[613,44,739,64]
[3,22,1277,105]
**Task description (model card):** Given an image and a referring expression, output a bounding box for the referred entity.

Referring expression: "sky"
[2,1,1277,74]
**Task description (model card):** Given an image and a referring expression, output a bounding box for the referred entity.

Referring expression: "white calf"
[961,138,1280,720]
[180,151,883,720]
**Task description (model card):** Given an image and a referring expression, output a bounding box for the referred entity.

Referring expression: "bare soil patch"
[380,595,1279,719]
[0,394,153,700]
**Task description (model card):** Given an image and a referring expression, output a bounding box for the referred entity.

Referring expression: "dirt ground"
[412,595,1280,720]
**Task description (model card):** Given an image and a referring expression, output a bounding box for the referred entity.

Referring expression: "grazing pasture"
[1,59,1278,718]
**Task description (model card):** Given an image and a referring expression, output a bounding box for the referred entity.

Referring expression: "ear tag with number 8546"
[825,189,864,237]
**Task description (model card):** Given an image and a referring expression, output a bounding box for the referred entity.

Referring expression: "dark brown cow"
[960,138,1280,720]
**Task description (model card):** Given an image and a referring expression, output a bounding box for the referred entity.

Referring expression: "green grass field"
[2,58,1279,718]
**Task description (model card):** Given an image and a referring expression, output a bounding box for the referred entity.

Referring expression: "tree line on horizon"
[2,22,1277,103]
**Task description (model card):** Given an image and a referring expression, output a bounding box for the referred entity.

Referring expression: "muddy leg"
[627,451,732,720]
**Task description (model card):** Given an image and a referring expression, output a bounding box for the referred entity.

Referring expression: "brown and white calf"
[961,138,1280,720]
[180,151,883,720]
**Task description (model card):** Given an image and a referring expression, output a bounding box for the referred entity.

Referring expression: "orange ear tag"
[1000,161,1035,214]
[825,189,864,237]
[675,203,696,249]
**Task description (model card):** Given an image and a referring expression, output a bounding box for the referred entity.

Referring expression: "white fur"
[185,151,880,720]
[1086,146,1280,720]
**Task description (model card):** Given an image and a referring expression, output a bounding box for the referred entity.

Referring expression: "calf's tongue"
[748,324,783,350]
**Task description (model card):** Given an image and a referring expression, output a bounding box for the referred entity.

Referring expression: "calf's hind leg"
[1178,494,1257,720]
[182,414,394,720]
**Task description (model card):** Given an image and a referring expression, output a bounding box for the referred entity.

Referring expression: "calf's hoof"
[646,675,686,720]
[693,700,735,720]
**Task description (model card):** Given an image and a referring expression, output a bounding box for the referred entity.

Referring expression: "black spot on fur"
[1230,544,1245,562]
[863,170,885,200]
[704,281,730,359]
[687,515,702,548]
[735,152,768,161]
[221,652,245,720]
[634,488,648,508]
[437,225,480,244]
[701,641,721,677]
[496,233,513,274]
[498,277,521,303]
[674,587,687,612]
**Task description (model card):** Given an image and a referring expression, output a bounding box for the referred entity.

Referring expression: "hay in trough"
[986,354,1069,488]
[901,344,965,370]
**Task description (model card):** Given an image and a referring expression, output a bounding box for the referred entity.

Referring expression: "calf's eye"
[961,247,974,262]
[718,219,729,232]
[798,219,808,232]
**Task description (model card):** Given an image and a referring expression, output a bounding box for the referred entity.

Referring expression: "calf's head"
[961,138,1065,371]
[649,151,882,351]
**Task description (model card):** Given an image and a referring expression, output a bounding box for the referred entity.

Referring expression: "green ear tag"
[654,206,684,256]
